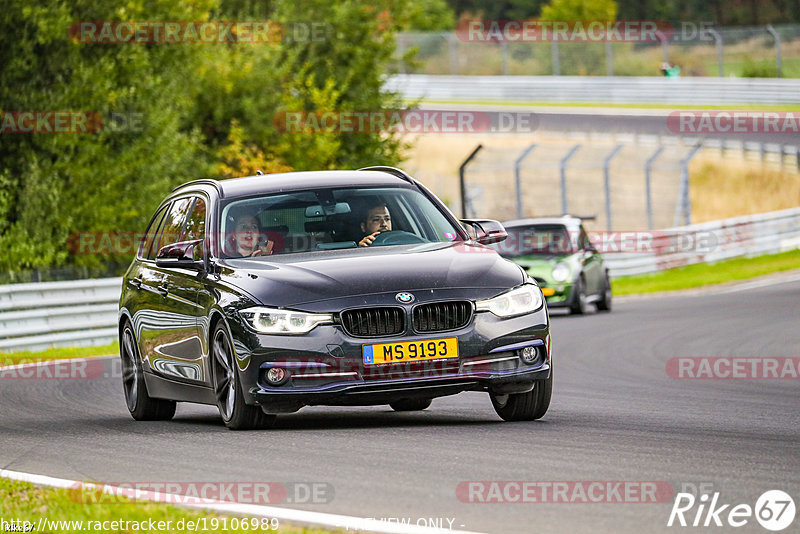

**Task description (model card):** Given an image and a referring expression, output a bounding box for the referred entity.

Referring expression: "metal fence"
[0,278,120,352]
[604,206,800,277]
[385,74,800,104]
[397,24,800,77]
[461,138,701,230]
[459,134,800,230]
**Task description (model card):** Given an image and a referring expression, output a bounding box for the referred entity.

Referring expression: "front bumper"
[232,309,550,413]
[539,282,573,307]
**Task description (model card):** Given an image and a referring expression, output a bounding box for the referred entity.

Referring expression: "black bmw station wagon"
[119,167,552,429]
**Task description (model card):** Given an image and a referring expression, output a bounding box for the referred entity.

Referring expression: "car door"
[578,225,603,295]
[149,195,210,384]
[131,202,172,369]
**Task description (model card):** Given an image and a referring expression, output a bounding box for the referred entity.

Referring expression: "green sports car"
[493,216,612,314]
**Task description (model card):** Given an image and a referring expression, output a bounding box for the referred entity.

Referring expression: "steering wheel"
[370,230,427,246]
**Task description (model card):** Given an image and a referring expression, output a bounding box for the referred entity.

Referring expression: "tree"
[0,0,211,271]
[540,0,618,21]
[0,0,441,273]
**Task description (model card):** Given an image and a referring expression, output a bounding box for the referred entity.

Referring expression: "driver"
[358,204,392,247]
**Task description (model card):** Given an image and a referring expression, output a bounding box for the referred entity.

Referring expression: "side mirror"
[156,239,204,269]
[460,219,508,245]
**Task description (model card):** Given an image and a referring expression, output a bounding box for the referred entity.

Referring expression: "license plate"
[363,338,458,366]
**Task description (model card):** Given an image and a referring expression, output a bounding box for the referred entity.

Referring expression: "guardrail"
[0,278,121,353]
[1,207,799,352]
[385,74,800,104]
[604,207,800,277]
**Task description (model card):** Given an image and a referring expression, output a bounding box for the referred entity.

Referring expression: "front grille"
[413,301,473,332]
[341,307,405,337]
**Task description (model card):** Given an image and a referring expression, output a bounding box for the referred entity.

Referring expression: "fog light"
[265,367,289,386]
[520,346,539,365]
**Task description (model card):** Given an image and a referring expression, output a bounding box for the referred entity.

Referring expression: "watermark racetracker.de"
[65,229,719,257]
[273,110,539,134]
[666,357,800,379]
[0,111,144,134]
[68,481,333,505]
[668,111,800,136]
[456,480,674,503]
[69,21,332,44]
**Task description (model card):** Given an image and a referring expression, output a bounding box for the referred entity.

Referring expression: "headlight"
[239,307,333,334]
[475,283,543,318]
[552,262,570,282]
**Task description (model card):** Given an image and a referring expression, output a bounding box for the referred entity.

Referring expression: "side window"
[152,198,193,258]
[183,197,206,260]
[138,205,168,260]
[183,198,206,242]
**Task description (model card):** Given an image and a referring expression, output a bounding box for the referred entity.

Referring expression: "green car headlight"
[239,307,333,334]
[552,262,570,282]
[475,283,543,318]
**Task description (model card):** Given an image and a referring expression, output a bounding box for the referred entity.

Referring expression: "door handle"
[157,284,169,296]
[129,277,142,288]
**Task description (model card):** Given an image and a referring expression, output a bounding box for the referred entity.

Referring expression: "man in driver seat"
[358,203,392,247]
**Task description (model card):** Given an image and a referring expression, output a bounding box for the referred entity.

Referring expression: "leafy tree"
[0,0,211,270]
[540,0,618,21]
[0,0,438,273]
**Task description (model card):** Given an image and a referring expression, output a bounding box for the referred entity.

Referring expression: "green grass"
[414,99,800,111]
[613,249,800,295]
[0,342,118,365]
[0,478,331,534]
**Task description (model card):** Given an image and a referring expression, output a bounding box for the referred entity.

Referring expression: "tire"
[120,322,176,421]
[212,322,276,430]
[490,371,553,422]
[569,277,587,315]
[390,398,432,412]
[596,272,612,312]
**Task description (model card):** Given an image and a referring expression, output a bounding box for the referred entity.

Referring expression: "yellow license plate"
[541,287,555,296]
[363,338,458,365]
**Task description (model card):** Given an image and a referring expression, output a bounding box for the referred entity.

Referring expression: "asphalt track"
[1,277,799,533]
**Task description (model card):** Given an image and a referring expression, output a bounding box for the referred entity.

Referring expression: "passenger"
[358,204,392,247]
[231,213,274,257]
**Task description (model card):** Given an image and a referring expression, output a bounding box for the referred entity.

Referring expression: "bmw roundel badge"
[396,292,415,303]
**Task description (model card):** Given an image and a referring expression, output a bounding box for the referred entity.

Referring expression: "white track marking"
[1,469,481,534]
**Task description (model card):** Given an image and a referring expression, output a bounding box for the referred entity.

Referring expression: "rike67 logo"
[668,490,796,531]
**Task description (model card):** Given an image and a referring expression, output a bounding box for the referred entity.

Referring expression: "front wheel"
[490,371,553,421]
[120,322,176,421]
[596,272,612,312]
[390,398,432,412]
[569,277,587,315]
[212,322,276,430]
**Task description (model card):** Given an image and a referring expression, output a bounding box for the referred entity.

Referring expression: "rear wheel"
[390,398,432,412]
[490,371,553,421]
[212,322,276,430]
[596,272,612,312]
[120,322,176,421]
[569,277,587,315]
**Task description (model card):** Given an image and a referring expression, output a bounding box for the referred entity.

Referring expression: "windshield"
[217,186,463,258]
[491,224,576,257]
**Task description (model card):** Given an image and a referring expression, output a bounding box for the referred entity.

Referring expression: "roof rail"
[172,179,224,197]
[357,166,415,184]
